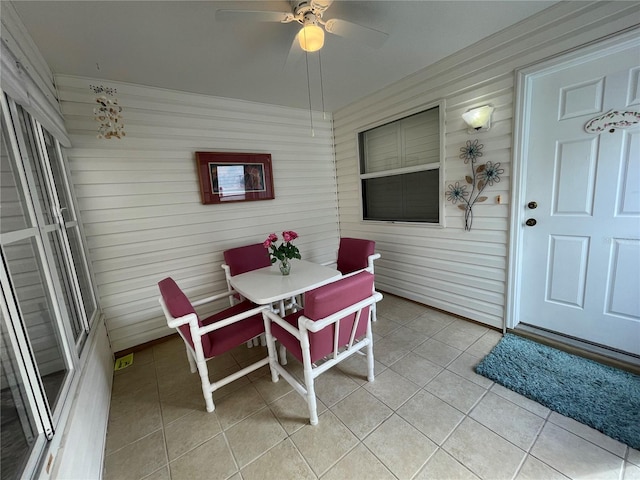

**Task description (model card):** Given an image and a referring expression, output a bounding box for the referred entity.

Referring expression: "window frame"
[356,100,446,227]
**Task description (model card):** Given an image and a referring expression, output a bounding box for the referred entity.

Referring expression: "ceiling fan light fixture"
[298,24,324,52]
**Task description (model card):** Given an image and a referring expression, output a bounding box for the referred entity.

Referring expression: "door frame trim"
[506,28,640,330]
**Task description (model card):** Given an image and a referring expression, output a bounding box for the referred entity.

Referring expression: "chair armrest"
[262,309,302,339]
[367,253,381,272]
[199,304,269,335]
[300,291,382,333]
[191,289,241,307]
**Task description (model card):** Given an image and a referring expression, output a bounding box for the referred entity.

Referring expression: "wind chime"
[90,85,125,139]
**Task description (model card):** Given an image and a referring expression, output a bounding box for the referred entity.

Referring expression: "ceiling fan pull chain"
[318,51,326,119]
[305,50,315,137]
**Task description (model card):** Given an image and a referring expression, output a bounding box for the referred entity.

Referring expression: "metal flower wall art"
[446,139,503,231]
[90,85,125,139]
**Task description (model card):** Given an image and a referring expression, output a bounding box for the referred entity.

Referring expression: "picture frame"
[195,152,275,205]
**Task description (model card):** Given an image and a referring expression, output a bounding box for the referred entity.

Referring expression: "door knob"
[527,201,538,209]
[525,218,537,227]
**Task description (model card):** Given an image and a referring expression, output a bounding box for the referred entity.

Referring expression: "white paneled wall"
[333,1,640,329]
[55,76,338,352]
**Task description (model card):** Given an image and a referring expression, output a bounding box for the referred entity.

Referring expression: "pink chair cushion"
[201,303,265,357]
[224,243,272,276]
[159,277,264,359]
[271,271,375,363]
[336,238,375,275]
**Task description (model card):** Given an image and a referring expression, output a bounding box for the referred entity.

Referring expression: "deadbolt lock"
[527,201,538,209]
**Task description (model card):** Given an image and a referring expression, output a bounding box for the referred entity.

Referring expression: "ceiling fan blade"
[283,32,304,70]
[215,9,292,23]
[310,0,334,14]
[324,18,388,49]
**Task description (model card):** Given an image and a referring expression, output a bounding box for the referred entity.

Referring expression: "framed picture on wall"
[195,152,275,204]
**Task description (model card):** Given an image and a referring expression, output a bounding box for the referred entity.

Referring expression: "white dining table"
[227,259,342,306]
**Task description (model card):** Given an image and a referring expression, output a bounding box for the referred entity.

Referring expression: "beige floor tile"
[443,417,526,480]
[515,455,570,480]
[414,448,480,480]
[103,295,635,480]
[424,370,487,413]
[105,402,163,455]
[109,384,160,421]
[530,422,624,480]
[364,414,437,479]
[372,335,415,367]
[624,461,640,480]
[425,370,487,413]
[405,313,451,337]
[331,387,393,439]
[397,390,464,445]
[169,434,237,480]
[413,338,462,367]
[446,352,493,388]
[251,369,294,404]
[291,411,359,476]
[212,383,268,430]
[112,362,158,396]
[321,443,395,480]
[433,323,486,351]
[489,383,550,418]
[389,351,443,387]
[269,389,327,434]
[371,315,402,337]
[469,391,545,450]
[312,367,361,407]
[141,466,171,480]
[363,368,420,410]
[103,430,167,480]
[225,408,287,468]
[164,409,223,461]
[547,411,627,457]
[241,439,315,480]
[334,352,385,385]
[159,380,207,425]
[465,330,503,358]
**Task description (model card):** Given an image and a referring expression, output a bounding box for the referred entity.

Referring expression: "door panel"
[519,39,640,355]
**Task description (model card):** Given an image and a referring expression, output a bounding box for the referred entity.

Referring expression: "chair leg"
[195,360,215,412]
[366,339,375,382]
[303,365,318,426]
[278,343,288,365]
[186,345,197,374]
[264,327,280,383]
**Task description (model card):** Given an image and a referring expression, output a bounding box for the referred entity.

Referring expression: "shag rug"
[475,333,640,448]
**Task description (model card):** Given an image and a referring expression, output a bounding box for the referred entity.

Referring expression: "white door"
[517,36,640,356]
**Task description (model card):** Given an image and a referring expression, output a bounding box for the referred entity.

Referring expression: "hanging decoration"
[584,109,640,134]
[446,139,503,231]
[90,85,125,139]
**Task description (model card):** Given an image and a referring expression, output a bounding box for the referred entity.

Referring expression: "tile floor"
[103,293,640,480]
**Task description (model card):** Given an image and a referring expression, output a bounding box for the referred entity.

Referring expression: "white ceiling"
[12,0,557,112]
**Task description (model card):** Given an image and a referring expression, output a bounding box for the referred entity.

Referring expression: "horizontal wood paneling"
[56,76,339,351]
[332,1,640,329]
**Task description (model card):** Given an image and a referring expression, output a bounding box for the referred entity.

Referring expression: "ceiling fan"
[215,0,388,53]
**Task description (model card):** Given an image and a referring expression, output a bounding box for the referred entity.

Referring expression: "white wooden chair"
[158,277,269,412]
[262,271,382,425]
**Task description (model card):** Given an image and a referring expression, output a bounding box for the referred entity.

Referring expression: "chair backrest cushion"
[158,277,211,354]
[223,243,272,276]
[298,271,375,362]
[336,237,375,275]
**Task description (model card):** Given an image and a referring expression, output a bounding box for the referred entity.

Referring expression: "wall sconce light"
[462,105,494,133]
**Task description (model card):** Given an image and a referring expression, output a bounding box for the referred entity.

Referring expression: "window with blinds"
[358,105,442,223]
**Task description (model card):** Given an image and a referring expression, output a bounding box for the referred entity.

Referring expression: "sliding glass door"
[1,92,98,479]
